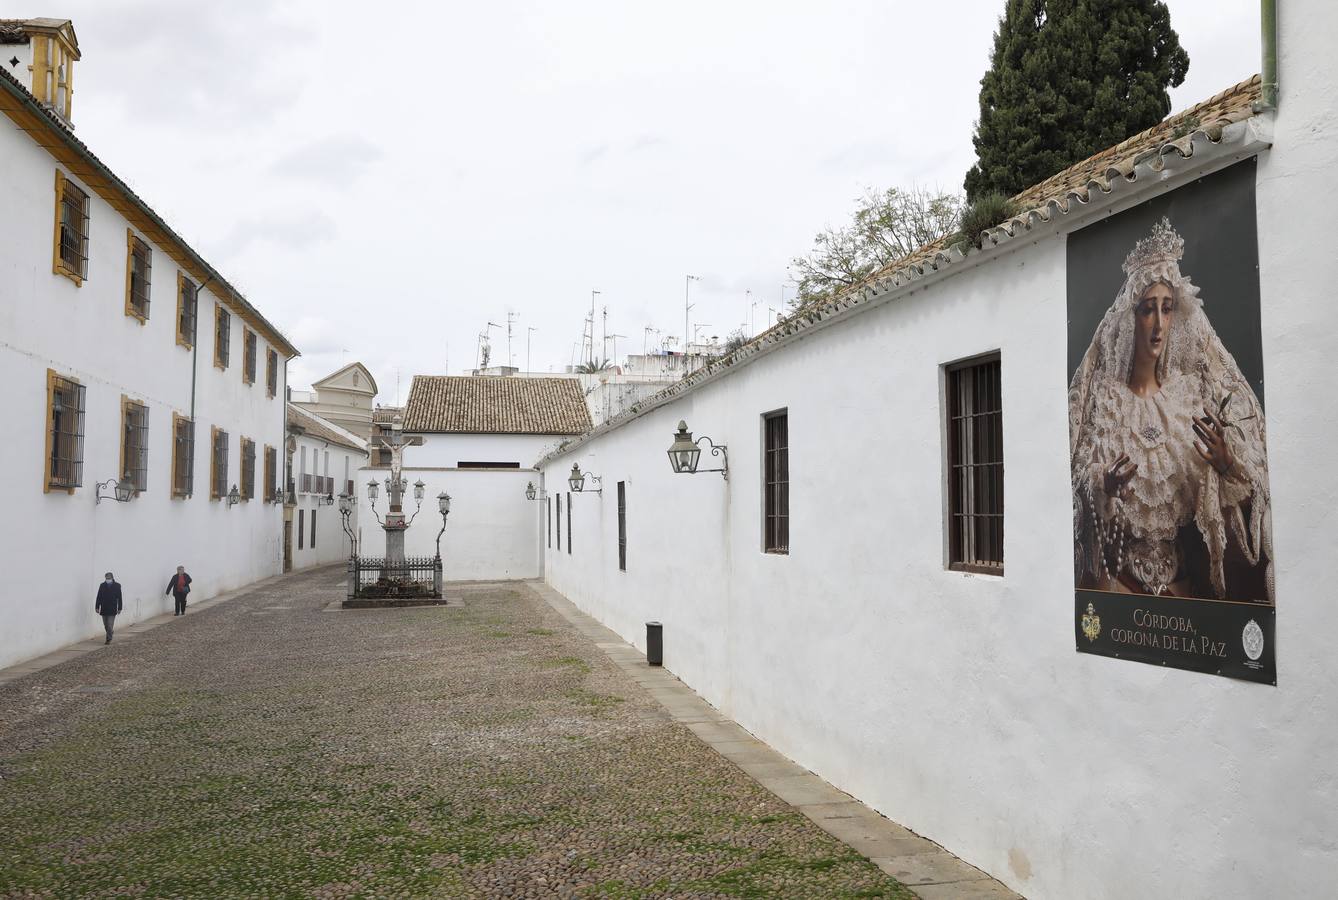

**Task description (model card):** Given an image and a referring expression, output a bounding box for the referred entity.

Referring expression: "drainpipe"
[1257,0,1278,111]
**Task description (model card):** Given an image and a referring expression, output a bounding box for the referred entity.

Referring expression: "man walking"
[165,565,192,616]
[95,572,122,644]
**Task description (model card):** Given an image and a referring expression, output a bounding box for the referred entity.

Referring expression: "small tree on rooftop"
[790,185,962,307]
[964,0,1190,202]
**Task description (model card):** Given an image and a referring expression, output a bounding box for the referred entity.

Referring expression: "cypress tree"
[964,0,1190,201]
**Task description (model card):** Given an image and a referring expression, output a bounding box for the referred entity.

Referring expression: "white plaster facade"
[0,68,296,669]
[533,21,1338,899]
[288,406,366,571]
[292,362,377,440]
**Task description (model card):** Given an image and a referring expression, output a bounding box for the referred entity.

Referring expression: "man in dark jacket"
[166,566,192,616]
[95,573,123,644]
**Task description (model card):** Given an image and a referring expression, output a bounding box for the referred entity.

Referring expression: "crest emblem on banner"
[1081,602,1101,642]
[1242,619,1265,661]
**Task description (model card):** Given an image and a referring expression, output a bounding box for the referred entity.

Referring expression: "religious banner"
[1066,160,1275,684]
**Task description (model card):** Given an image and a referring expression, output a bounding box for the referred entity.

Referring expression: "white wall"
[538,84,1338,900]
[290,432,364,571]
[355,466,539,582]
[0,106,289,669]
[407,433,567,469]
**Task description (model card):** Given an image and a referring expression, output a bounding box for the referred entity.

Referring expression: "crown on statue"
[1122,216,1185,276]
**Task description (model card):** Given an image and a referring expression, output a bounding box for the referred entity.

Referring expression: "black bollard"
[645,621,663,667]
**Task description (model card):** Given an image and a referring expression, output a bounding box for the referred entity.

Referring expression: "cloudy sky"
[55,0,1258,400]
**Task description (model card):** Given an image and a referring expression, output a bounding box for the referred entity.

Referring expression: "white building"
[531,50,1338,900]
[0,19,299,669]
[354,375,591,581]
[286,404,367,571]
[290,361,378,440]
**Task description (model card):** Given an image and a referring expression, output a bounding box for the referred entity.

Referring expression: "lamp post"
[433,491,452,595]
[338,492,357,557]
[667,420,729,480]
[366,478,385,526]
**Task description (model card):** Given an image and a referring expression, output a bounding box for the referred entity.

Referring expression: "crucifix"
[368,415,423,572]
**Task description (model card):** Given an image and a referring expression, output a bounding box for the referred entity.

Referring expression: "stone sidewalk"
[528,581,1022,900]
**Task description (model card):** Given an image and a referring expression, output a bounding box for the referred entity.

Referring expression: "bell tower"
[1,18,81,126]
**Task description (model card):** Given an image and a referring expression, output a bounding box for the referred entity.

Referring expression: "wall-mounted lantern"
[568,463,602,495]
[94,477,134,505]
[525,481,537,501]
[227,484,241,506]
[319,492,335,507]
[667,420,728,480]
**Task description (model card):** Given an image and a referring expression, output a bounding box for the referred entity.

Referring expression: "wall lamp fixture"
[95,477,134,504]
[667,420,728,480]
[568,463,602,495]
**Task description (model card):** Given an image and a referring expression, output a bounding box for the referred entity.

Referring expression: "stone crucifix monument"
[369,415,422,579]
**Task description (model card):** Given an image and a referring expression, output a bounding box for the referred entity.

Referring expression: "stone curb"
[525,580,1024,900]
[0,570,297,687]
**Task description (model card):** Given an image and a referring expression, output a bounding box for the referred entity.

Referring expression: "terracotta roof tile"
[286,404,367,454]
[371,407,403,425]
[404,376,592,435]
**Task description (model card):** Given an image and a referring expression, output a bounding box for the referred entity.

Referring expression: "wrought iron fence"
[348,556,442,599]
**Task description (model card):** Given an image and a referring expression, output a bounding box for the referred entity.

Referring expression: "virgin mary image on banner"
[1068,215,1274,604]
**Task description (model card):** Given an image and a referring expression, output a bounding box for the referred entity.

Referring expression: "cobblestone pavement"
[0,566,912,898]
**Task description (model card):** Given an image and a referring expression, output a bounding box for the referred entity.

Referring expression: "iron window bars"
[763,411,789,554]
[211,427,229,500]
[241,438,256,501]
[243,330,258,385]
[56,175,89,281]
[177,276,197,347]
[47,373,85,490]
[617,481,627,571]
[946,355,1004,574]
[215,306,231,368]
[173,416,195,497]
[264,445,277,502]
[122,400,149,493]
[266,349,279,397]
[128,234,151,320]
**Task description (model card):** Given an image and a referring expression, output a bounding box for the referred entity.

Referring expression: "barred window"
[46,370,85,491]
[53,171,88,283]
[126,232,152,321]
[946,354,1004,574]
[264,445,277,502]
[214,305,231,369]
[211,427,229,500]
[617,481,627,571]
[266,348,279,397]
[243,329,257,385]
[121,398,149,493]
[763,410,789,554]
[172,415,195,497]
[241,437,256,501]
[177,274,197,348]
[298,508,305,549]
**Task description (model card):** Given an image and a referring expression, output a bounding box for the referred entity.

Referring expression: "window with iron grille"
[264,445,277,502]
[211,427,229,500]
[243,330,257,385]
[53,171,88,284]
[567,492,572,555]
[214,305,231,369]
[126,231,152,321]
[763,410,789,554]
[266,349,279,397]
[121,398,149,493]
[617,481,627,571]
[946,354,1004,574]
[241,437,256,501]
[177,274,197,348]
[172,415,194,497]
[46,370,85,491]
[298,508,305,549]
[556,493,562,550]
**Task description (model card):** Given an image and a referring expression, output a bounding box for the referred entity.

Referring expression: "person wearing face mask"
[95,572,123,644]
[165,565,192,616]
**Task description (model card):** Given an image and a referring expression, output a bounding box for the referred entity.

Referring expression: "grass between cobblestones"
[0,568,911,898]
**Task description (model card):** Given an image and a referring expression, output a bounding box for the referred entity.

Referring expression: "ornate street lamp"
[319,492,335,507]
[414,479,426,502]
[338,492,357,556]
[94,476,134,505]
[525,481,537,501]
[568,463,602,495]
[667,420,729,480]
[435,492,452,559]
[366,479,385,526]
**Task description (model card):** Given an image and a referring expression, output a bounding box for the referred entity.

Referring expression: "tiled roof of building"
[372,406,403,425]
[538,75,1269,466]
[287,403,367,454]
[404,376,592,435]
[0,20,31,43]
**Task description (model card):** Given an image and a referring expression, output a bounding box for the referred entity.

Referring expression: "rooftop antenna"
[588,290,601,365]
[526,326,537,375]
[395,367,401,405]
[684,275,701,356]
[477,321,500,370]
[506,310,518,368]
